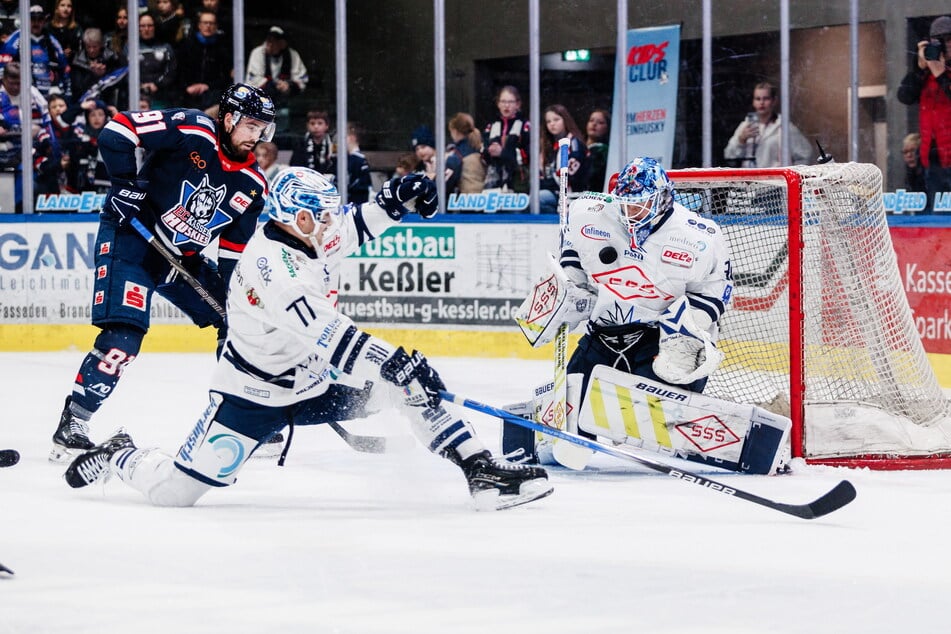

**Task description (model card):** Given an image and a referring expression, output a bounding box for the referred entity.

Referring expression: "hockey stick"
[327,421,415,454]
[440,390,857,520]
[128,217,399,454]
[552,138,571,434]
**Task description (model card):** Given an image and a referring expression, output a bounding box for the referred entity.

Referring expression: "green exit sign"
[562,49,591,62]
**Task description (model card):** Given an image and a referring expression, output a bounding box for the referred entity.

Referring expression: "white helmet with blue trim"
[611,156,675,236]
[265,167,341,226]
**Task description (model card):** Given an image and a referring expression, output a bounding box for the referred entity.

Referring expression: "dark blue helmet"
[218,83,277,141]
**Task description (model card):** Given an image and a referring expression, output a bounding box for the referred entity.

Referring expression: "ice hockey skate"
[63,430,135,489]
[448,449,552,511]
[50,397,95,464]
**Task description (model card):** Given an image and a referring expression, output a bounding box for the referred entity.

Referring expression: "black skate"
[49,397,95,464]
[63,430,135,489]
[449,449,553,511]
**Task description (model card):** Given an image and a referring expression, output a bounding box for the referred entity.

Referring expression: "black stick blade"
[775,480,857,519]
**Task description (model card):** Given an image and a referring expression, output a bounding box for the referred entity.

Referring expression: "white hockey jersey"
[561,192,733,331]
[210,202,400,406]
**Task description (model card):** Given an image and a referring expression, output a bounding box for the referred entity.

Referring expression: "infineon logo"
[351,226,455,259]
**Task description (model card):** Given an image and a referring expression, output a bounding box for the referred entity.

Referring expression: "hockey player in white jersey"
[63,167,552,511]
[504,157,779,471]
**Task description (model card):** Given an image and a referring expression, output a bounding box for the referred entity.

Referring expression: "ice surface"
[3,352,951,633]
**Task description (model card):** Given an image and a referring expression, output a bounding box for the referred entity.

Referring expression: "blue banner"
[605,24,681,188]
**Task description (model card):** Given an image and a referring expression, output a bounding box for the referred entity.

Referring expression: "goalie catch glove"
[109,179,149,226]
[379,346,445,408]
[375,173,439,219]
[652,297,724,385]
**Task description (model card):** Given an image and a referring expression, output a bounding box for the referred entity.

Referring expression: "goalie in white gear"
[63,167,552,511]
[509,157,749,468]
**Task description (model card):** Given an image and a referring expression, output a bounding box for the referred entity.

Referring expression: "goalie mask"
[266,167,342,249]
[611,157,675,240]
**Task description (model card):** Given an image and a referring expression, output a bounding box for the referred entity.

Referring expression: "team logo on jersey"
[172,112,186,121]
[246,288,262,307]
[161,174,233,246]
[592,264,673,301]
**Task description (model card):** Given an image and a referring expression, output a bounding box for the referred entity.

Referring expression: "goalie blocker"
[503,365,790,475]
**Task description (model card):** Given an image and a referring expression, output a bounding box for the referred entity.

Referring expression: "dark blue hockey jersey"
[98,108,268,281]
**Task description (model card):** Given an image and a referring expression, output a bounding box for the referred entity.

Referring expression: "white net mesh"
[670,163,951,461]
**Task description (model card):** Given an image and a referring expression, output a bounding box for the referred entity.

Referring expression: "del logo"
[593,264,673,301]
[674,416,740,453]
[229,191,252,213]
[661,247,694,267]
[122,281,147,310]
[581,224,610,241]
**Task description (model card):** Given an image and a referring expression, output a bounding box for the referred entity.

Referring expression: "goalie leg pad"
[738,414,792,475]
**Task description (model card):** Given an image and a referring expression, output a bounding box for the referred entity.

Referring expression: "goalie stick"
[440,390,856,520]
[128,218,403,455]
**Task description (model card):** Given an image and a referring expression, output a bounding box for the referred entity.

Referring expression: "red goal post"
[667,163,951,469]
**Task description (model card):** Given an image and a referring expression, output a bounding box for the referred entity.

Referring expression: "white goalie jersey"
[210,202,400,406]
[561,192,733,333]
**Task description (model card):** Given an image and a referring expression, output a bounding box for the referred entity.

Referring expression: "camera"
[924,39,944,61]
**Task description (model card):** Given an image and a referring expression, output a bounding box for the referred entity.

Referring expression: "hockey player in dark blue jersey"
[50,83,277,463]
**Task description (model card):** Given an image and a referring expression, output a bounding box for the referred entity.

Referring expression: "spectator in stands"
[898,15,951,214]
[71,28,125,108]
[902,132,927,194]
[104,6,129,60]
[724,81,812,167]
[585,108,610,191]
[538,104,590,215]
[152,0,188,46]
[1,5,71,100]
[410,123,471,197]
[176,9,230,115]
[393,152,416,179]
[47,0,82,64]
[196,0,229,46]
[71,99,111,193]
[290,109,334,175]
[0,62,55,211]
[333,122,372,205]
[448,112,484,195]
[46,92,81,192]
[137,12,177,109]
[0,0,17,41]
[253,140,285,182]
[483,85,530,192]
[244,26,308,131]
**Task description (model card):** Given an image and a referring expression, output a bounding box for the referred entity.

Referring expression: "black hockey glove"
[375,174,439,220]
[380,346,445,408]
[109,179,148,227]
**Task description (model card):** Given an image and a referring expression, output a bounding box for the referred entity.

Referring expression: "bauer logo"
[351,226,455,259]
[448,192,529,213]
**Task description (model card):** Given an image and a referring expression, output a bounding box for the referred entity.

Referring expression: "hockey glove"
[109,179,148,227]
[380,346,445,408]
[652,298,724,384]
[376,174,439,220]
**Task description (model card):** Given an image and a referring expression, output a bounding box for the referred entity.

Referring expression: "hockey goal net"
[668,163,951,469]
